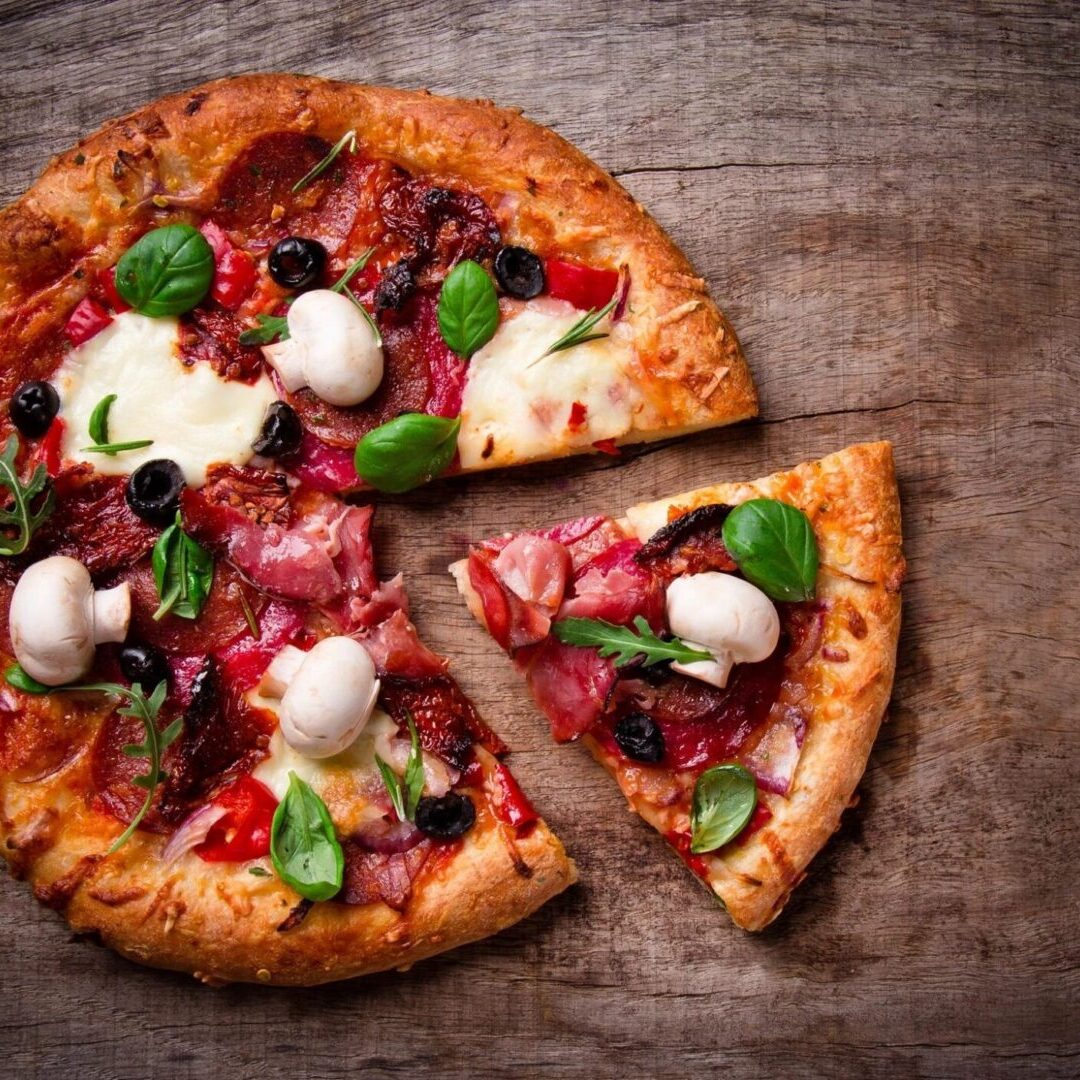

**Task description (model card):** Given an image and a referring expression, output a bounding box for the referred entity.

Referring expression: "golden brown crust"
[2,744,575,985]
[0,73,755,452]
[454,442,904,931]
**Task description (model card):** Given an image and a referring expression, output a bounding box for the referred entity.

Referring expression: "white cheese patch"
[54,311,277,487]
[251,700,398,834]
[456,300,640,470]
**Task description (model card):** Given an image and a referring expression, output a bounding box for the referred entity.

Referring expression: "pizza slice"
[452,443,904,930]
[0,469,574,985]
[0,73,755,494]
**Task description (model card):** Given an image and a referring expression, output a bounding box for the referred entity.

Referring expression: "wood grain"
[0,1,1077,1077]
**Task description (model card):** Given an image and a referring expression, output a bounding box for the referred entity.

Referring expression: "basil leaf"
[115,224,214,317]
[5,662,49,694]
[437,260,499,357]
[721,498,819,602]
[354,413,460,493]
[88,394,116,445]
[375,755,407,822]
[0,436,55,557]
[552,614,712,668]
[403,714,424,820]
[151,512,214,621]
[690,764,757,854]
[270,772,344,902]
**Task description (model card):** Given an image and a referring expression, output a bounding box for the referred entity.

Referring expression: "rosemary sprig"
[80,439,154,455]
[535,294,618,363]
[0,436,55,557]
[291,130,357,193]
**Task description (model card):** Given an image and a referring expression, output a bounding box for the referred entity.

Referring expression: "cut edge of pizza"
[0,480,575,987]
[0,72,756,491]
[451,441,904,930]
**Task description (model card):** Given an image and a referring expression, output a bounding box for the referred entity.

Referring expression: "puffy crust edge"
[0,72,756,450]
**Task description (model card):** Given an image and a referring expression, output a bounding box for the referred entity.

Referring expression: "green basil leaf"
[5,662,50,694]
[403,713,425,820]
[152,512,214,620]
[354,413,461,493]
[375,754,406,822]
[88,394,116,445]
[270,772,344,901]
[115,224,214,317]
[721,498,819,602]
[690,764,757,854]
[437,260,499,357]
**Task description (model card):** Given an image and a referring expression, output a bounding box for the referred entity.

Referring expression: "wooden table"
[1,2,1076,1076]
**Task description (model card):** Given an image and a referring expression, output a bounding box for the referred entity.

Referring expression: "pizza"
[452,442,905,930]
[0,67,764,985]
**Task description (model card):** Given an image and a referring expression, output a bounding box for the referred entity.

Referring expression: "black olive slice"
[125,459,185,527]
[10,381,60,439]
[268,236,327,290]
[415,792,476,840]
[613,712,665,764]
[252,401,303,458]
[118,643,170,690]
[493,245,545,300]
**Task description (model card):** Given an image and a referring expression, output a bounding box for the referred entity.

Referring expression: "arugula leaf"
[238,313,290,347]
[437,259,499,357]
[539,294,617,359]
[721,499,819,602]
[375,714,425,822]
[76,680,178,853]
[152,512,214,621]
[0,436,55,557]
[80,439,155,455]
[690,764,757,854]
[270,772,344,901]
[354,413,460,493]
[291,129,357,193]
[88,394,116,445]
[551,614,712,668]
[115,224,214,317]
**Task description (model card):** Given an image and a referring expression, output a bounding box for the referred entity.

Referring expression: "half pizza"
[452,443,904,929]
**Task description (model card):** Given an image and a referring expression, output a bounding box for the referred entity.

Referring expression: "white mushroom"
[665,572,780,689]
[9,556,131,686]
[259,636,380,759]
[262,289,383,407]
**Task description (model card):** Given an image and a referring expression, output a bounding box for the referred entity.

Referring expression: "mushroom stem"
[260,644,306,698]
[92,583,132,644]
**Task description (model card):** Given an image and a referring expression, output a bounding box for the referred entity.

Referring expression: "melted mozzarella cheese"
[54,311,277,487]
[456,300,640,469]
[252,701,398,834]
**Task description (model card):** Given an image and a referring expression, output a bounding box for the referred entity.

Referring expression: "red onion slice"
[161,803,229,866]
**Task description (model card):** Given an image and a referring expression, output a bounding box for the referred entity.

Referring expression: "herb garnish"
[539,294,617,359]
[4,663,49,694]
[115,224,214,317]
[270,772,344,901]
[354,413,461,493]
[437,259,499,357]
[552,614,712,668]
[721,499,819,602]
[88,394,116,445]
[690,764,757,854]
[291,130,357,193]
[152,511,214,621]
[81,439,155,455]
[0,436,55,557]
[375,714,425,823]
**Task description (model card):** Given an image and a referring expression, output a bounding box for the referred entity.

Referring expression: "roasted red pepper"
[64,297,112,347]
[200,221,257,311]
[567,400,588,432]
[490,762,539,834]
[194,775,278,862]
[36,418,65,477]
[545,258,619,311]
[96,266,131,313]
[591,438,620,456]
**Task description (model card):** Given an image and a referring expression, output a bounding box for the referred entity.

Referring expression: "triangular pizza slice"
[452,442,904,929]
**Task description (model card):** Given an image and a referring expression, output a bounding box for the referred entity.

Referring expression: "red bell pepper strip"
[490,762,539,834]
[194,775,278,862]
[64,297,112,347]
[199,221,257,311]
[545,258,619,311]
[36,418,65,477]
[97,266,131,313]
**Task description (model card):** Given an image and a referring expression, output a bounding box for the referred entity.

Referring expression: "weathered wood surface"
[0,1,1077,1077]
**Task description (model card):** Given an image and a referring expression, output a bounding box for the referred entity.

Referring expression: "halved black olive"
[118,643,169,690]
[125,459,185,526]
[613,712,665,764]
[415,792,476,840]
[10,381,60,439]
[252,401,303,458]
[268,236,327,290]
[493,245,545,300]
